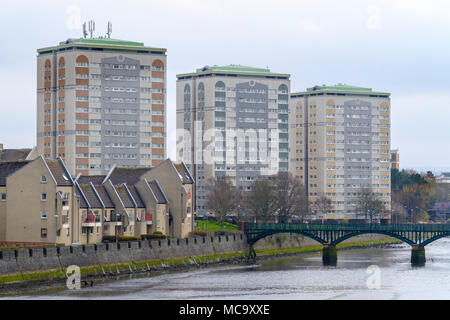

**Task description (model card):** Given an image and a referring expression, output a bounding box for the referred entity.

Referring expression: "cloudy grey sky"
[1,0,449,170]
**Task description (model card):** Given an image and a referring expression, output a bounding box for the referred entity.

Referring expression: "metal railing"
[245,222,450,233]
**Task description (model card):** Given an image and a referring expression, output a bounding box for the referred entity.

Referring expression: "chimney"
[0,144,3,151]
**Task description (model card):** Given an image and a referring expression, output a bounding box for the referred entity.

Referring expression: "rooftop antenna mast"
[106,21,112,38]
[88,20,95,38]
[82,22,87,38]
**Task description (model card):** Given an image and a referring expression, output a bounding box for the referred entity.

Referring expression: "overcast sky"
[1,0,449,170]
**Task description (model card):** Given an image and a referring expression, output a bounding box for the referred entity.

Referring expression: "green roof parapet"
[177,64,290,79]
[37,37,166,55]
[291,83,390,97]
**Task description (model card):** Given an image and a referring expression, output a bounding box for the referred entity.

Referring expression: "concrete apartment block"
[290,84,391,221]
[176,65,291,215]
[36,37,167,176]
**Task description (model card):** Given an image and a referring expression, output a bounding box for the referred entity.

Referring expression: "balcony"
[82,213,101,226]
[140,212,153,224]
[104,213,122,225]
[61,215,70,228]
[83,213,98,223]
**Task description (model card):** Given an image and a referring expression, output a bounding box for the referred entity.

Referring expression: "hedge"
[102,235,141,242]
[140,233,169,240]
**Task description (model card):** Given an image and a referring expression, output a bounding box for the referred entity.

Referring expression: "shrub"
[190,230,215,237]
[214,230,243,236]
[102,235,141,242]
[140,233,169,240]
[191,230,207,237]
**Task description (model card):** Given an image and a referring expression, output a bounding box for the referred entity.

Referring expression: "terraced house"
[36,36,167,176]
[0,157,194,245]
[176,65,291,215]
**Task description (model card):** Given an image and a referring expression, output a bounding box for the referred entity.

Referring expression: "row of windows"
[76,141,162,148]
[70,85,165,93]
[75,130,161,137]
[326,131,390,137]
[75,107,163,115]
[326,105,389,111]
[186,83,288,95]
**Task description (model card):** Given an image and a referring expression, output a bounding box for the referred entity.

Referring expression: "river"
[8,238,450,300]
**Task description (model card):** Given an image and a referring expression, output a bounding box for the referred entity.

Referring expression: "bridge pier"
[322,244,337,266]
[248,244,256,260]
[411,245,425,266]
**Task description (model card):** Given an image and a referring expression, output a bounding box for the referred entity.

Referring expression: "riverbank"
[0,236,402,297]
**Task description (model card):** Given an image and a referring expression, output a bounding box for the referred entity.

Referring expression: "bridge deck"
[244,223,450,246]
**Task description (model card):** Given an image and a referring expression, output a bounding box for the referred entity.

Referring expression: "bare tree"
[244,178,274,223]
[271,172,309,223]
[391,201,408,223]
[312,196,332,219]
[356,188,385,223]
[205,177,239,230]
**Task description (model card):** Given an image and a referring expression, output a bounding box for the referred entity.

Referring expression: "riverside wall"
[253,233,398,250]
[0,233,399,277]
[0,234,249,276]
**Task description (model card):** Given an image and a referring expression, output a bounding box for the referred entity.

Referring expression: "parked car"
[195,214,207,220]
[225,216,239,225]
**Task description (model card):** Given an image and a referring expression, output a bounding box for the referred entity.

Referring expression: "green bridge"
[243,223,450,266]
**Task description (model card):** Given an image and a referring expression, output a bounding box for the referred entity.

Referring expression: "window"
[41,228,48,238]
[41,193,47,201]
[41,211,48,219]
[1,193,6,201]
[41,175,47,183]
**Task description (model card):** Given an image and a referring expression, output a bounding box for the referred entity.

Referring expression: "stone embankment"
[0,233,401,296]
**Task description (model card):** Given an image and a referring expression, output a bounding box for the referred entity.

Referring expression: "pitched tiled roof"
[75,184,89,208]
[94,185,114,208]
[115,184,135,208]
[0,161,30,186]
[173,162,194,184]
[79,184,103,208]
[77,175,106,185]
[128,186,145,208]
[46,160,72,186]
[147,179,168,204]
[0,149,31,162]
[108,167,152,185]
